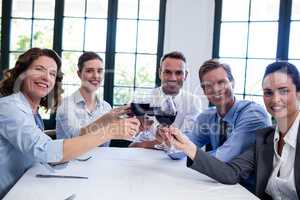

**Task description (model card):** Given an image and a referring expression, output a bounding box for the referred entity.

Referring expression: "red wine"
[153,107,177,126]
[130,103,150,116]
[155,114,176,126]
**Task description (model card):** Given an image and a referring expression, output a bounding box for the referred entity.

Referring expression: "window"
[0,0,2,50]
[0,0,166,116]
[10,0,55,68]
[215,0,280,104]
[113,0,160,106]
[61,0,108,98]
[289,0,300,69]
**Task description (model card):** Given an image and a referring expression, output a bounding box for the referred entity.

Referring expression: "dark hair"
[263,61,300,92]
[160,51,186,64]
[0,48,63,110]
[77,52,103,72]
[199,59,234,87]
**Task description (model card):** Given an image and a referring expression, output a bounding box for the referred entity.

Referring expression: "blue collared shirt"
[188,100,271,161]
[169,100,271,161]
[56,90,111,146]
[0,92,64,199]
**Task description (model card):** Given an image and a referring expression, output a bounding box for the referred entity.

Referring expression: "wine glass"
[130,89,154,141]
[153,96,177,127]
[153,96,177,152]
[130,89,152,116]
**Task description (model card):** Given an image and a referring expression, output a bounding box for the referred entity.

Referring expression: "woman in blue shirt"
[0,48,140,198]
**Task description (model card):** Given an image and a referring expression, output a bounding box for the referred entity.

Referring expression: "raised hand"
[138,116,155,132]
[81,105,131,136]
[101,105,131,123]
[105,117,141,140]
[169,127,197,159]
[155,126,172,147]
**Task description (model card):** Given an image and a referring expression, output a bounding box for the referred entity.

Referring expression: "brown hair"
[77,51,103,72]
[263,61,300,91]
[0,48,63,110]
[198,59,234,87]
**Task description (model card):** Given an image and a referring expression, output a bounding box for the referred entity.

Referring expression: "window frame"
[0,0,166,128]
[0,0,166,103]
[212,0,293,100]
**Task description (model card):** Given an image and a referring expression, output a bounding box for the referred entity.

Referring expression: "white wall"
[164,0,215,109]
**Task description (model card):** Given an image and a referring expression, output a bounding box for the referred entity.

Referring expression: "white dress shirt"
[56,90,111,146]
[266,112,299,200]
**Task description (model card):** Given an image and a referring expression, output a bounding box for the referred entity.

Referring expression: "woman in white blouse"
[166,61,300,200]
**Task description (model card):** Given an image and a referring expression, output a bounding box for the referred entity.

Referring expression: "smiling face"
[21,56,57,103]
[201,67,234,108]
[78,59,104,93]
[159,57,187,95]
[263,72,300,121]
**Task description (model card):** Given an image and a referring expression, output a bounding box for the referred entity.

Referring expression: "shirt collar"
[274,112,300,149]
[14,92,34,114]
[158,86,182,100]
[74,89,101,106]
[218,98,237,123]
[284,113,300,149]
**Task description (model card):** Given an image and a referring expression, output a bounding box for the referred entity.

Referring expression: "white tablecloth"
[4,147,259,200]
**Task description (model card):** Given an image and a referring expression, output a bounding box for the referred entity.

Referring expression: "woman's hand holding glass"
[103,117,141,140]
[154,126,172,150]
[99,105,132,125]
[103,106,141,140]
[81,105,140,140]
[156,126,197,159]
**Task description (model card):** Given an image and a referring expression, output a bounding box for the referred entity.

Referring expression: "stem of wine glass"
[166,124,177,153]
[154,124,175,152]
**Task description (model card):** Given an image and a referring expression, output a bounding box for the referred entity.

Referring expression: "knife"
[36,174,88,179]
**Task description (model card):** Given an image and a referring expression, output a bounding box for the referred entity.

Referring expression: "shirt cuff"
[186,148,202,167]
[46,139,64,163]
[187,156,194,167]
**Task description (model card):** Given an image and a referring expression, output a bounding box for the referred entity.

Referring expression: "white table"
[4,147,259,200]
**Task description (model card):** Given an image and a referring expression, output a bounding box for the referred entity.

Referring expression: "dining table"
[3,147,259,200]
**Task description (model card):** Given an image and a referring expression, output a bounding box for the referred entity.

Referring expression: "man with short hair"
[161,59,271,161]
[56,52,111,146]
[185,59,270,161]
[130,51,202,151]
